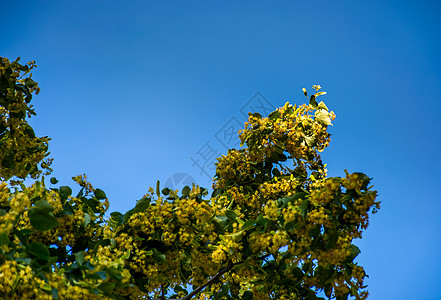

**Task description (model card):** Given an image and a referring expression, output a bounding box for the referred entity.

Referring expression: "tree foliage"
[0,57,52,182]
[0,57,380,299]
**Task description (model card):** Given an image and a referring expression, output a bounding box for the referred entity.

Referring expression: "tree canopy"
[0,57,380,299]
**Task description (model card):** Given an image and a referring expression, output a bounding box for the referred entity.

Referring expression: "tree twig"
[153,255,271,300]
[178,263,235,300]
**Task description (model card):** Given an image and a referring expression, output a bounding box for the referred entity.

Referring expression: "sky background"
[2,1,441,299]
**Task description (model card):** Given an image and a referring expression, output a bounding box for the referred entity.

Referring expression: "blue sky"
[2,1,441,299]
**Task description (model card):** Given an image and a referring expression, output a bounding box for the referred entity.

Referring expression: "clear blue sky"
[2,1,441,299]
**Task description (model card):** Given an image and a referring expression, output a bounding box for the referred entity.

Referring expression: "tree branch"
[178,263,235,300]
[153,255,271,300]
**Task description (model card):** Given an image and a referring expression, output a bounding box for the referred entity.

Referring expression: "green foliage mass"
[0,57,380,300]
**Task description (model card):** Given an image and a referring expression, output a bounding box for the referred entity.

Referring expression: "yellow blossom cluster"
[0,79,380,300]
[0,57,52,182]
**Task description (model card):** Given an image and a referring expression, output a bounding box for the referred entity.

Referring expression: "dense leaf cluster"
[0,57,52,182]
[0,58,380,299]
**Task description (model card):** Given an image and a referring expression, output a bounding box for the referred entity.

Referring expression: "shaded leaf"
[94,188,106,200]
[0,233,10,246]
[75,251,85,265]
[28,200,59,231]
[162,187,170,195]
[152,248,166,264]
[300,199,309,217]
[86,271,107,280]
[182,185,190,198]
[325,232,339,250]
[27,242,50,261]
[344,244,361,263]
[59,186,72,197]
[98,282,115,292]
[310,95,318,107]
[268,110,281,121]
[25,77,38,88]
[225,210,237,220]
[353,172,371,190]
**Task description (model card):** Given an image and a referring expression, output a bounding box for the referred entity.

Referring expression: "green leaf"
[242,291,254,300]
[162,187,170,195]
[134,278,149,293]
[152,248,166,264]
[156,180,161,197]
[1,154,15,169]
[211,188,223,198]
[256,215,268,226]
[309,95,318,108]
[344,244,361,263]
[25,77,38,88]
[353,172,371,190]
[336,293,349,300]
[225,230,244,240]
[24,125,35,138]
[27,242,50,261]
[325,232,339,250]
[15,257,31,264]
[50,177,58,184]
[277,196,291,208]
[94,188,106,200]
[213,215,228,231]
[98,282,115,292]
[51,288,59,300]
[86,271,107,280]
[59,186,72,197]
[324,284,333,298]
[110,211,124,225]
[225,210,237,220]
[75,251,85,265]
[174,285,188,296]
[302,262,312,273]
[272,168,281,177]
[0,209,6,217]
[121,249,131,260]
[14,229,32,245]
[134,198,150,212]
[317,101,328,111]
[123,197,151,223]
[14,83,31,100]
[0,122,7,134]
[182,185,190,198]
[304,135,315,147]
[300,199,309,217]
[268,110,281,121]
[315,109,332,126]
[83,213,91,227]
[106,268,123,281]
[0,233,10,246]
[28,200,59,231]
[243,219,256,229]
[309,225,321,239]
[40,283,52,292]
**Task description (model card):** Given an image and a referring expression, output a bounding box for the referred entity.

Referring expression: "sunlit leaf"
[315,109,333,126]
